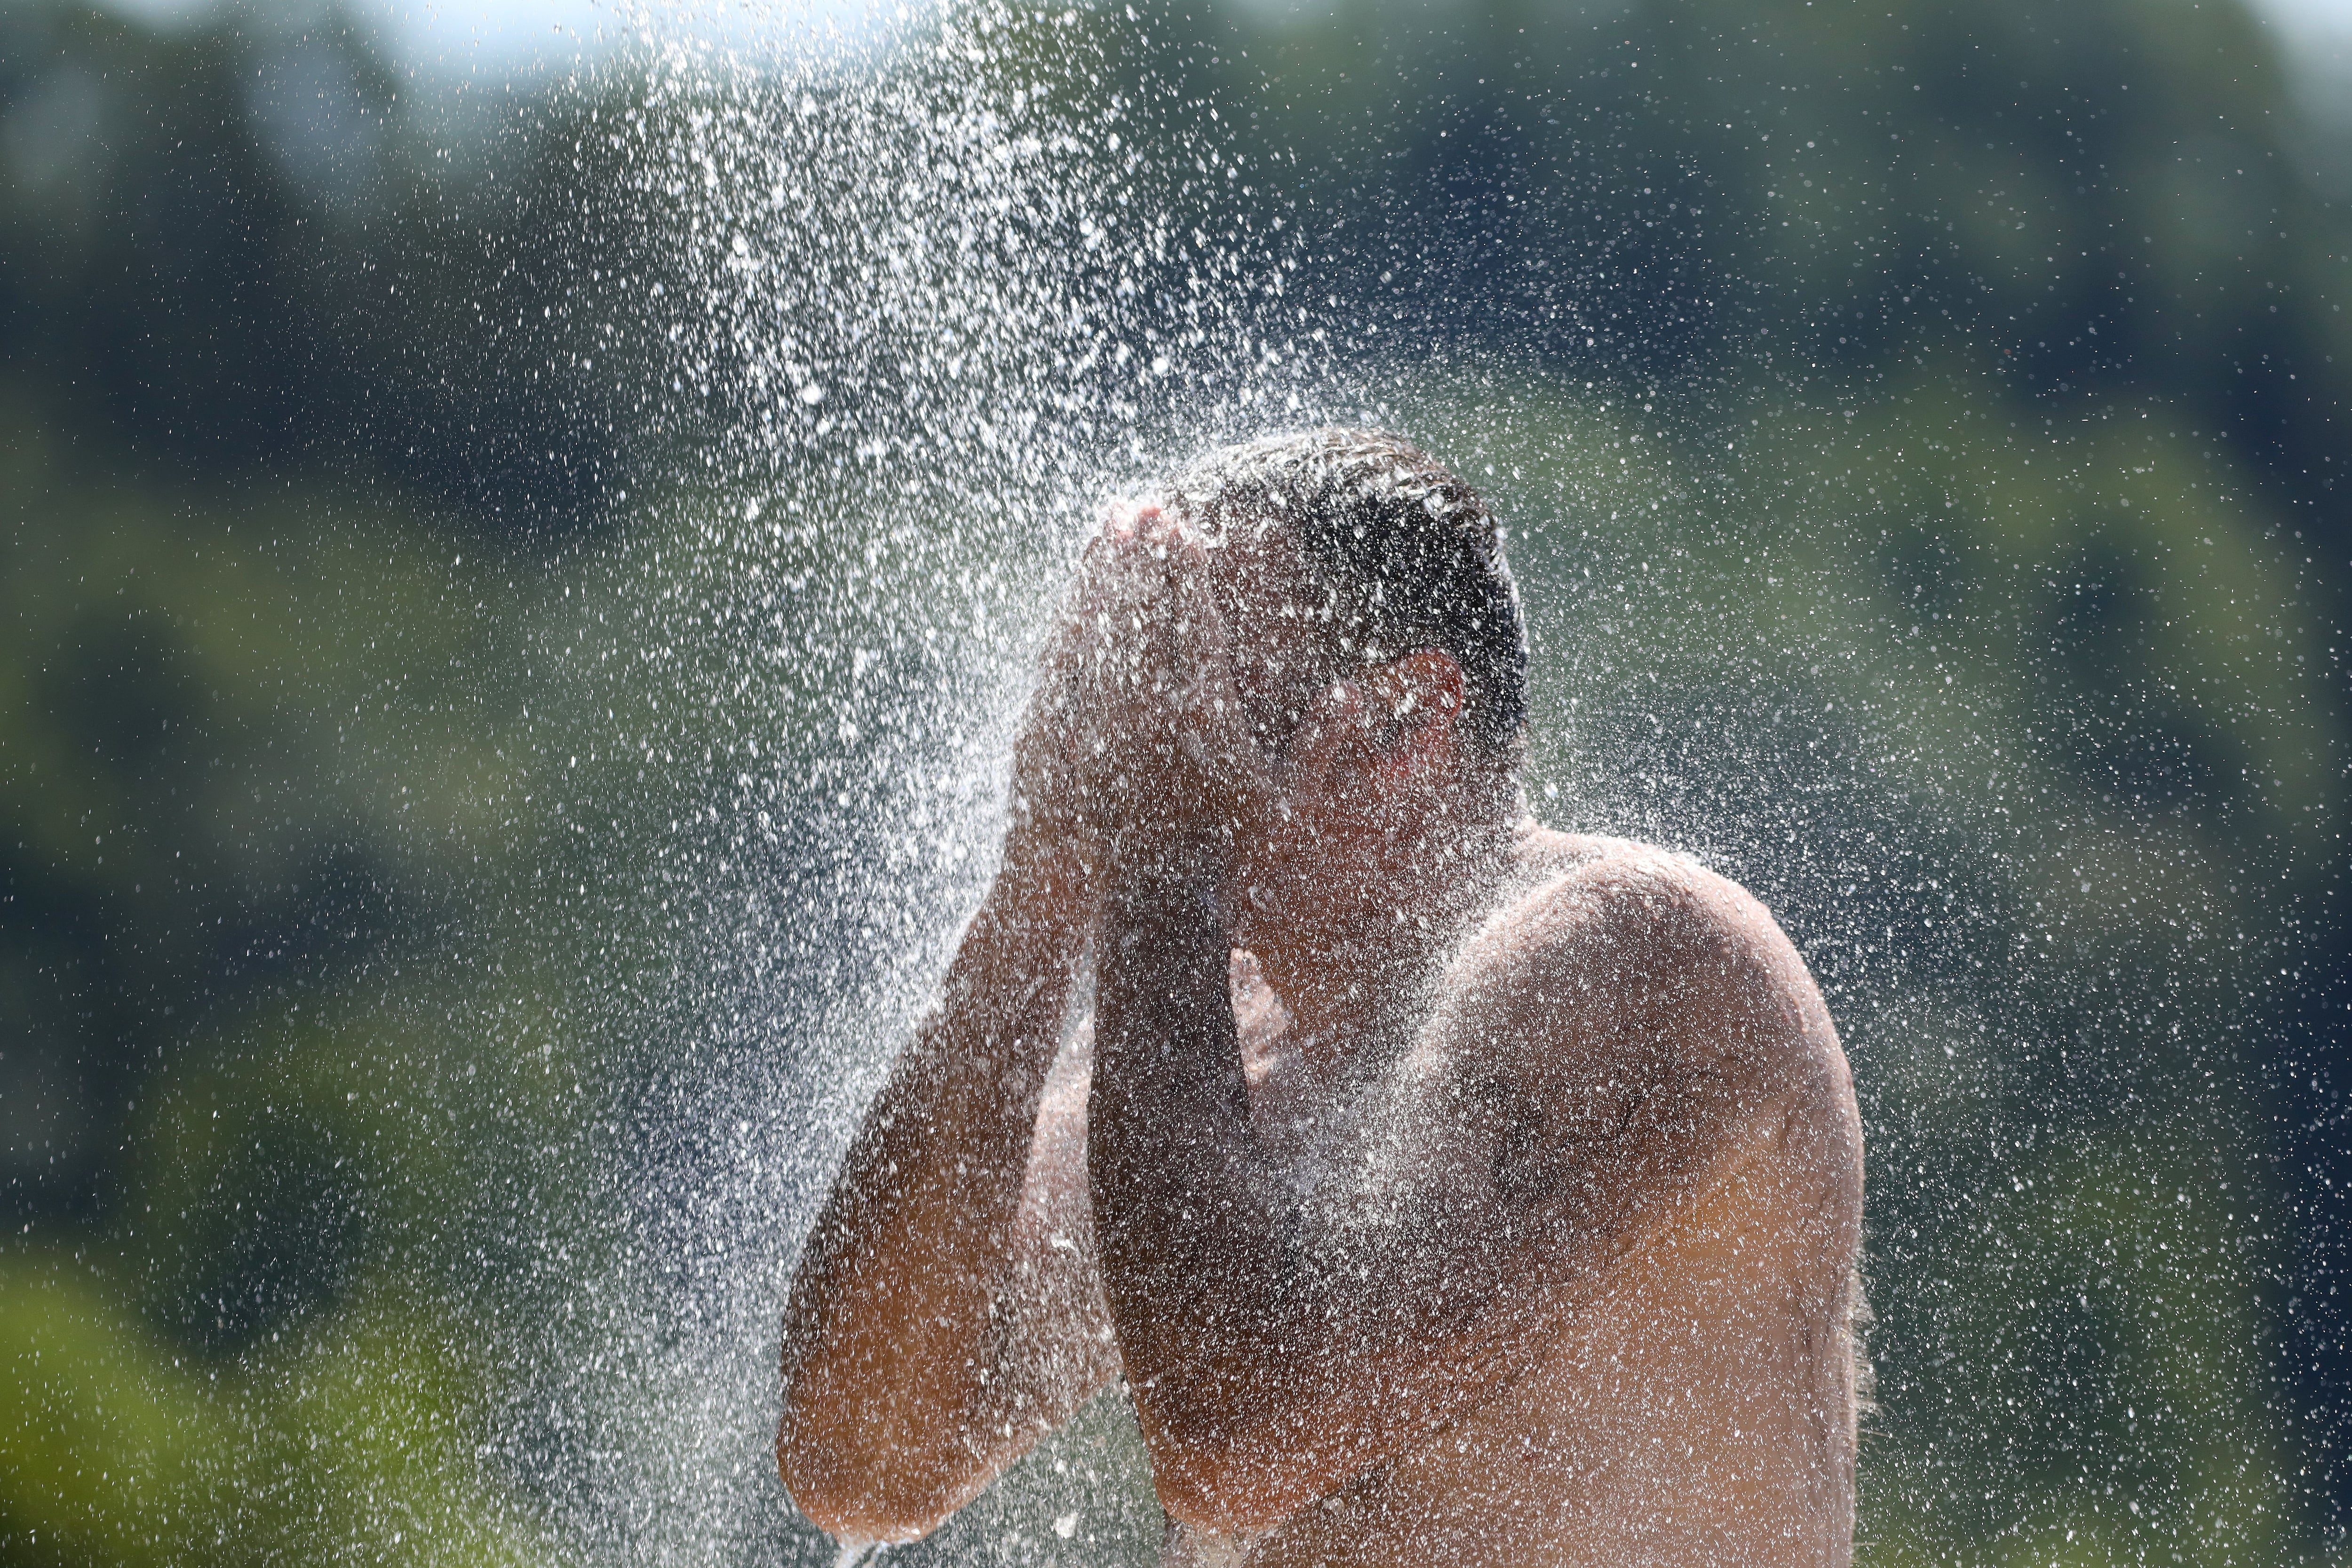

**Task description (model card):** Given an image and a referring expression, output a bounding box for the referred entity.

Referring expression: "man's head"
[1164,427,1527,776]
[1159,429,1529,960]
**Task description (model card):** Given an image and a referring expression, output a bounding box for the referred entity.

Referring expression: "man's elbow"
[775,1411,963,1544]
[1137,1401,1347,1534]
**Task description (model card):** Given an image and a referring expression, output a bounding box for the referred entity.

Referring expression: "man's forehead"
[1194,515,1354,720]
[1200,515,1324,608]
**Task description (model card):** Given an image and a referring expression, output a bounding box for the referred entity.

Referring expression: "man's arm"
[776,821,1116,1541]
[776,506,1200,1539]
[1089,840,1837,1532]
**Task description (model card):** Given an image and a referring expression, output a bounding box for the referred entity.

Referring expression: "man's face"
[1195,519,1419,949]
[1196,517,1345,771]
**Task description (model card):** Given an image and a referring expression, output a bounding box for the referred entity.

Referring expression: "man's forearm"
[1089,834,1310,1443]
[777,823,1093,1527]
[1088,837,1450,1528]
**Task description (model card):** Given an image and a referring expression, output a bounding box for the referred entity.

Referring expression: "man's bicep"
[1431,854,1817,1245]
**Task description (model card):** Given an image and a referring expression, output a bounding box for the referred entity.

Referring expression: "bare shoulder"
[1422,827,1855,1206]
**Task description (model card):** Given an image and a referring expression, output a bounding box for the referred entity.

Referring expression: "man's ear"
[1368,648,1468,767]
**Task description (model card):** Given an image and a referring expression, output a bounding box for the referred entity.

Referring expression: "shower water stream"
[509,10,1362,1562]
[412,7,2341,1566]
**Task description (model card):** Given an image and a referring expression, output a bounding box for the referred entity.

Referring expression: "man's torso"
[1023,828,1864,1567]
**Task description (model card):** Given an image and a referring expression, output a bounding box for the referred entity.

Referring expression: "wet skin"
[776,508,1865,1566]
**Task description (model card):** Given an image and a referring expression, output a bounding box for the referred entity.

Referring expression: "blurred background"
[3,0,2350,1562]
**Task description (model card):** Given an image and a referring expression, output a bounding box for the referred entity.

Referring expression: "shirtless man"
[776,430,1866,1565]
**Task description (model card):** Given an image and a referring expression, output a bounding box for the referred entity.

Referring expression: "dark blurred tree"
[1128,0,2349,554]
[0,4,652,533]
[0,2,681,1225]
[0,400,526,1217]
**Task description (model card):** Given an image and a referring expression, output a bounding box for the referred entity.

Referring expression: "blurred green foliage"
[1143,0,2350,520]
[2,0,2349,1563]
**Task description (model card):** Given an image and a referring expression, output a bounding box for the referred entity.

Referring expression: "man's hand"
[1013,503,1270,852]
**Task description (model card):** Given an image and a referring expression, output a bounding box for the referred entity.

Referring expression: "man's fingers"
[1102,497,1163,547]
[1017,501,1199,842]
[1042,496,1273,837]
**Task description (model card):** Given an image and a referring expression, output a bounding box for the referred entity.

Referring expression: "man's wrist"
[993,813,1104,926]
[1104,821,1225,892]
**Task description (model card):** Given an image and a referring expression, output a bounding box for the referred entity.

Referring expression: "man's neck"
[1254,807,1525,1085]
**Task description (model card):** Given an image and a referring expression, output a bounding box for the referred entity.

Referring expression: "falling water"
[486,10,1351,1563]
[182,5,2337,1565]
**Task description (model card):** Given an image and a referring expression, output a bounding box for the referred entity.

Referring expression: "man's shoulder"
[1449,826,1839,1091]
[1471,827,1789,979]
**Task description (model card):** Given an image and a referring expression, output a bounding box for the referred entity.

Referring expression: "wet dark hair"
[1164,428,1528,764]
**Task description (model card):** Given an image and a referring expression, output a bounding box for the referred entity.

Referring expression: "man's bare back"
[775,432,1864,1566]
